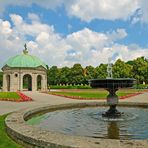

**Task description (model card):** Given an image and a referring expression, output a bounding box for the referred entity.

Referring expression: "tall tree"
[95,64,107,78]
[48,66,60,85]
[84,65,96,79]
[70,63,85,84]
[59,66,71,84]
[113,59,133,78]
[132,57,148,84]
[84,65,96,84]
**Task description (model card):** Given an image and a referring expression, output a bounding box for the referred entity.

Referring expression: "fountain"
[5,58,148,147]
[89,58,136,118]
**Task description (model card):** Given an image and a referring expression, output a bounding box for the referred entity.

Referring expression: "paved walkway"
[0,91,148,115]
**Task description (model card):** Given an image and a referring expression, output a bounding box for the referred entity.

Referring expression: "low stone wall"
[5,102,148,148]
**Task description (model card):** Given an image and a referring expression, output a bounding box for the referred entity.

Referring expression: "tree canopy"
[0,56,147,87]
[47,57,148,85]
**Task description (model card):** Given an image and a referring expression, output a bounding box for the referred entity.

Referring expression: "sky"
[0,0,148,68]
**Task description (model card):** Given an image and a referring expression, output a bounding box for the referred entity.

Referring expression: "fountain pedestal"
[89,78,135,118]
[102,88,122,118]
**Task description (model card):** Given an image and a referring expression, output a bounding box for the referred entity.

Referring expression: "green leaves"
[46,57,148,85]
[113,59,133,78]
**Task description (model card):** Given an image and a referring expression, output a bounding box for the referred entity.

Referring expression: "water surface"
[27,107,148,140]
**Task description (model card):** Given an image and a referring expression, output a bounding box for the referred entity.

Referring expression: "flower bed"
[119,92,143,99]
[0,92,32,102]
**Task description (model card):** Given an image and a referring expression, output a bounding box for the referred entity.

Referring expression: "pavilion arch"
[23,74,32,91]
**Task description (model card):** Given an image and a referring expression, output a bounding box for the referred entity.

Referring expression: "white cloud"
[107,29,127,42]
[65,0,139,22]
[2,0,148,23]
[0,14,148,69]
[138,0,148,23]
[28,13,40,22]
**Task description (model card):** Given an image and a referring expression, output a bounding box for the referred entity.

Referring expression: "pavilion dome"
[3,45,47,69]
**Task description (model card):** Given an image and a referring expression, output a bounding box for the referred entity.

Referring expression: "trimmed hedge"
[49,85,91,89]
[133,84,148,89]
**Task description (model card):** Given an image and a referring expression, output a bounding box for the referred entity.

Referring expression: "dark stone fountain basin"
[89,78,136,89]
[89,78,136,118]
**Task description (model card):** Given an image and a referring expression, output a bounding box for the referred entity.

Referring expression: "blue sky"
[0,0,148,68]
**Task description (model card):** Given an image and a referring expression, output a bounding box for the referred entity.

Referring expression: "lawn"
[49,89,142,99]
[0,115,22,148]
[0,92,20,100]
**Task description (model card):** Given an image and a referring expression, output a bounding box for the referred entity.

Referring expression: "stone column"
[2,74,7,92]
[32,74,37,91]
[10,73,15,92]
[41,74,47,91]
[19,73,23,91]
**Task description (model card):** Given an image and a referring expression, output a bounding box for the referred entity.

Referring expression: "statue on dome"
[23,43,28,54]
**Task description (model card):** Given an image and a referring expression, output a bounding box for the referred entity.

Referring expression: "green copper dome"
[3,45,47,69]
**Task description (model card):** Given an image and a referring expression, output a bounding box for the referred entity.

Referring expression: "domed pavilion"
[2,44,47,92]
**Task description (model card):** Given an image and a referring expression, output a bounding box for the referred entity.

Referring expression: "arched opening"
[37,75,42,91]
[6,75,10,91]
[23,74,32,91]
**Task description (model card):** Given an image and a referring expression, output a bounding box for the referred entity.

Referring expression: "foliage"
[49,85,91,89]
[70,63,85,84]
[47,57,148,85]
[95,64,108,78]
[84,65,97,82]
[58,66,71,84]
[133,84,148,89]
[131,57,148,84]
[113,59,133,78]
[0,114,22,148]
[47,66,60,85]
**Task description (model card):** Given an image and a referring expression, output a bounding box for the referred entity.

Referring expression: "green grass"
[0,114,22,148]
[50,89,141,99]
[0,92,20,100]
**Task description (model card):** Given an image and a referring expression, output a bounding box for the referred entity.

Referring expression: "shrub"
[133,84,148,89]
[49,85,91,89]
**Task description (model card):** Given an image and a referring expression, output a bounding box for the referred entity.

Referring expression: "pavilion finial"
[23,43,28,54]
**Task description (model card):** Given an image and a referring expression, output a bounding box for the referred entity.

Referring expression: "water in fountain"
[107,57,113,79]
[27,107,148,140]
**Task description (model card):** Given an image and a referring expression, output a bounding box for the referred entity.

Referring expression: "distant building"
[2,44,47,92]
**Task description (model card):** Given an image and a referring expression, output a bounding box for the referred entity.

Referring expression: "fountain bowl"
[89,78,136,89]
[89,78,136,118]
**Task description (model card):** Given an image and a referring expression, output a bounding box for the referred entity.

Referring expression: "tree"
[47,66,60,85]
[59,66,71,84]
[113,59,133,78]
[95,64,107,78]
[84,65,96,79]
[83,65,96,84]
[70,63,85,84]
[132,57,148,84]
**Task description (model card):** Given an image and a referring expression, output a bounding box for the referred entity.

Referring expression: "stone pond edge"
[5,102,148,148]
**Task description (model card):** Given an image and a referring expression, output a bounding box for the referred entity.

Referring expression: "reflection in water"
[107,122,119,139]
